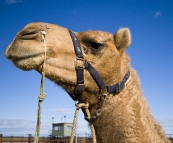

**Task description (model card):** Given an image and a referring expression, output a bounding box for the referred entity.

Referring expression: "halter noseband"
[68,30,130,120]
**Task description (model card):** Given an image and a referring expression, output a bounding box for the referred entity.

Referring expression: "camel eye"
[90,43,103,51]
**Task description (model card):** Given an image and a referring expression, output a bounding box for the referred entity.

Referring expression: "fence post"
[11,136,13,143]
[28,134,32,143]
[0,134,2,143]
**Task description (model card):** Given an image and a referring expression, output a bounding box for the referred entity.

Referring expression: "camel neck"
[90,68,170,143]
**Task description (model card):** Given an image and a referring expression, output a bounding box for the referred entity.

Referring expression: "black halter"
[68,30,130,101]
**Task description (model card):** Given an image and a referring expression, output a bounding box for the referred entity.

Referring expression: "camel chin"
[12,55,44,71]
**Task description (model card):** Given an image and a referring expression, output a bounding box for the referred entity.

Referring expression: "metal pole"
[64,116,66,122]
[52,117,54,124]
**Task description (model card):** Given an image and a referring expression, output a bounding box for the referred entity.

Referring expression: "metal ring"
[100,86,109,97]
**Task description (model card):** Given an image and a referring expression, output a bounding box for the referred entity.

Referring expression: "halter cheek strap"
[69,30,85,100]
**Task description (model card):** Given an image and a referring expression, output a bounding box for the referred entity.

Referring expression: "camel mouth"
[6,43,44,60]
[11,53,42,61]
[11,53,44,71]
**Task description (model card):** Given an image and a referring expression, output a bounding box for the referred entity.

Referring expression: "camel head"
[5,22,131,104]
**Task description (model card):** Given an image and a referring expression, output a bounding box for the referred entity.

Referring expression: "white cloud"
[0,118,51,136]
[5,0,16,4]
[5,0,22,4]
[155,10,162,18]
[0,118,35,128]
[51,108,75,114]
[0,118,90,136]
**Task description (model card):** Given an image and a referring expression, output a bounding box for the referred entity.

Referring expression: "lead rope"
[34,31,47,143]
[70,102,97,143]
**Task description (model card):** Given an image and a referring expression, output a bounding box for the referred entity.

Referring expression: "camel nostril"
[18,29,39,40]
[21,31,37,36]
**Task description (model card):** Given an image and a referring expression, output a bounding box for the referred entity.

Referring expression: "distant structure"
[52,123,72,137]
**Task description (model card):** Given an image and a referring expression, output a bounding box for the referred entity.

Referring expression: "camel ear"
[114,28,131,56]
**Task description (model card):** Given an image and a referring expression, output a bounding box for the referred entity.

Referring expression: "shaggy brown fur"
[5,22,170,143]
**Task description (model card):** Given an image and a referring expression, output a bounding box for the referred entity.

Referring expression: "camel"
[5,22,170,143]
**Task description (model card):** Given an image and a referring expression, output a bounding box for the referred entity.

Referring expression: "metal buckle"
[75,57,85,69]
[75,83,84,95]
[119,80,125,92]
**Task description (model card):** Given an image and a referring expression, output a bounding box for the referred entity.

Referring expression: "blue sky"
[0,0,173,136]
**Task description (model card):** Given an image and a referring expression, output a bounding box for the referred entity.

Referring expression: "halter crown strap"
[69,30,83,58]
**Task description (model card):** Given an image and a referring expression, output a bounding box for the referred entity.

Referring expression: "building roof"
[53,122,73,125]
